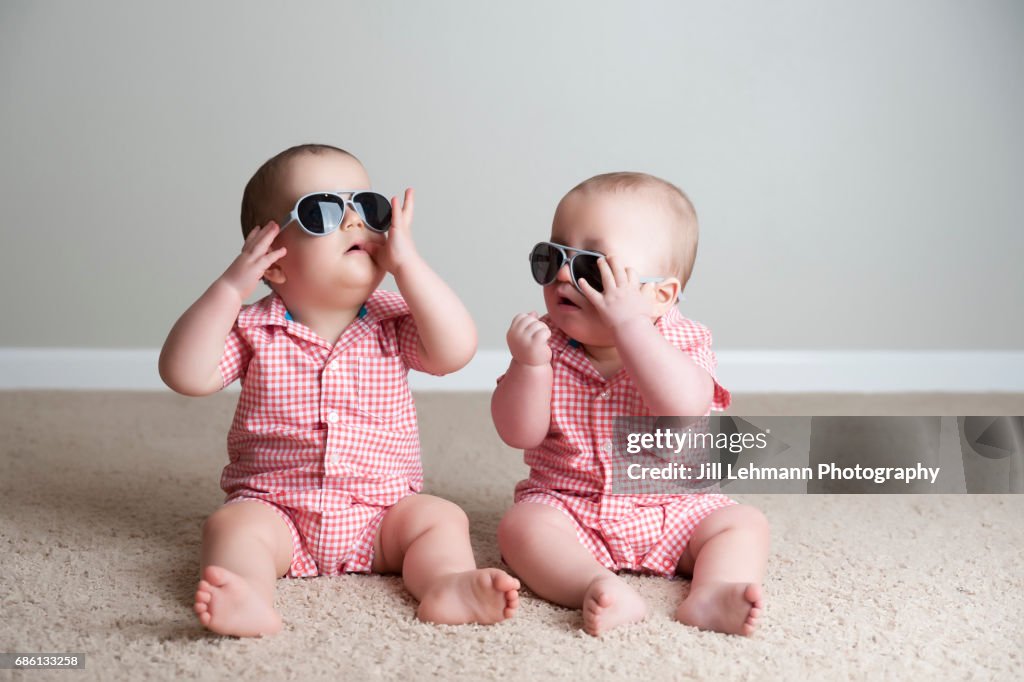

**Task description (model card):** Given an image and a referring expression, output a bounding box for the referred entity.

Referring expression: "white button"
[604,441,613,452]
[327,412,340,424]
[328,360,339,371]
[599,391,610,399]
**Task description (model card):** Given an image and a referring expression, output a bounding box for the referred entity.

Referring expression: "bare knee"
[395,494,469,538]
[201,503,278,549]
[497,506,528,555]
[423,495,469,529]
[375,495,471,572]
[497,503,562,556]
[700,504,770,540]
[733,505,770,537]
[202,505,242,540]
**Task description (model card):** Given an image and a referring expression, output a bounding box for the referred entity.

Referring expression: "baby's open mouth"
[558,296,579,308]
[345,244,364,253]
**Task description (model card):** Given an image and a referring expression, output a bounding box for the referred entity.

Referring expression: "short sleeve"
[686,335,731,412]
[217,326,252,389]
[394,313,430,374]
[662,314,732,412]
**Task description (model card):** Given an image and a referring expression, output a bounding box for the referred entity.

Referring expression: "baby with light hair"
[493,172,769,636]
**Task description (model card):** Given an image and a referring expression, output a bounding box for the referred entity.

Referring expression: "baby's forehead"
[277,152,370,199]
[550,190,676,269]
[553,189,672,238]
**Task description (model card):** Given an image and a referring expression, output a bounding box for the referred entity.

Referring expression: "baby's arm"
[612,316,713,416]
[491,313,553,449]
[579,256,713,416]
[362,189,476,375]
[159,223,286,396]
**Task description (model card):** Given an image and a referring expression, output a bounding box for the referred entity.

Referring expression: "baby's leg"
[674,504,769,636]
[194,500,294,637]
[498,502,648,636]
[372,494,519,625]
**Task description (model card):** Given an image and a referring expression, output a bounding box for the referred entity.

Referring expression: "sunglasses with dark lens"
[528,241,664,294]
[280,190,392,236]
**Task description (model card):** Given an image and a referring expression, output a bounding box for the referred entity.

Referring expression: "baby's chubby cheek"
[546,300,615,346]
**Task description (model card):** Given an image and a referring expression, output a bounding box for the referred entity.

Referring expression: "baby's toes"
[194,586,212,614]
[492,571,519,593]
[744,584,763,608]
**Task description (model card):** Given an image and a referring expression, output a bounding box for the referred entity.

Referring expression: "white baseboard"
[0,348,1022,393]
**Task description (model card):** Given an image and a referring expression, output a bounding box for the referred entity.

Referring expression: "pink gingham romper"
[216,289,427,577]
[504,307,735,577]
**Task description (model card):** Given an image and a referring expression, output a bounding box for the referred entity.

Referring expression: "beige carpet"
[1,391,1022,681]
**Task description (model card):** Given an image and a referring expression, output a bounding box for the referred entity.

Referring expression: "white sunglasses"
[280,190,392,236]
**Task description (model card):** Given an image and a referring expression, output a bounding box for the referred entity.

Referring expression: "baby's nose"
[554,262,572,282]
[341,202,365,230]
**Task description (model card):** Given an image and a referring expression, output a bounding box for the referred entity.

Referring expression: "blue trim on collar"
[568,338,580,348]
[284,306,365,322]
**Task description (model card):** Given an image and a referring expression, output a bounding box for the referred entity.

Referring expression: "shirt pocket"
[356,355,415,427]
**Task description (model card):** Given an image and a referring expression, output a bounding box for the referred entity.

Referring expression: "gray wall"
[2,0,1021,351]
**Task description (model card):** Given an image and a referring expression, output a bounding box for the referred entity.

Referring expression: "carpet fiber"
[1,391,1022,681]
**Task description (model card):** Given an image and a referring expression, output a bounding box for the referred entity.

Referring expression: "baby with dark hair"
[161,144,519,637]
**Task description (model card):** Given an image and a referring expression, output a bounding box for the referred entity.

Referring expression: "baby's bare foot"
[193,565,282,638]
[674,582,763,636]
[416,568,520,625]
[582,575,648,636]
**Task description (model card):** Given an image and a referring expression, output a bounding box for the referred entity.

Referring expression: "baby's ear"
[653,278,681,311]
[263,262,287,286]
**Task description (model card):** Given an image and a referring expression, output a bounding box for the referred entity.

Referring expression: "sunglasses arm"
[277,212,296,230]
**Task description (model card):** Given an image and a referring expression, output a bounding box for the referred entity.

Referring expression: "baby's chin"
[338,273,384,301]
[544,306,614,347]
[298,271,384,308]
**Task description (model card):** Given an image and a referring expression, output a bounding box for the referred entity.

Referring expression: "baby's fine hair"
[567,171,699,288]
[239,143,359,239]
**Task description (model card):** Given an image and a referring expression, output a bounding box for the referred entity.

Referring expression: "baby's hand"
[507,312,552,367]
[363,188,420,276]
[218,222,287,302]
[578,255,656,331]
